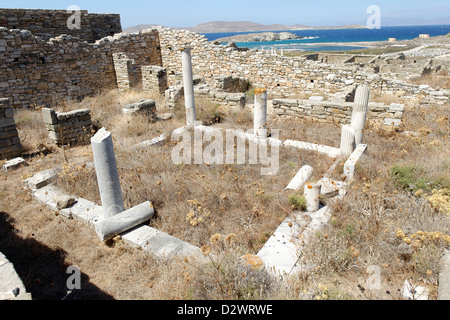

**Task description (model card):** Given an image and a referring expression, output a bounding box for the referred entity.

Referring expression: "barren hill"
[123,21,367,34]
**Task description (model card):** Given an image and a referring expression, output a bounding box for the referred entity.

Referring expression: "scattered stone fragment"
[54,195,76,210]
[2,157,27,171]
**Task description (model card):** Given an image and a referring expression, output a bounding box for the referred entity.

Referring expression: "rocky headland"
[214,32,303,43]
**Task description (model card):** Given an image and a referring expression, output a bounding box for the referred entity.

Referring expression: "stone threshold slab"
[257,206,331,278]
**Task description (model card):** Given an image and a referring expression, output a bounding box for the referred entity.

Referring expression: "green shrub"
[390,164,450,193]
[288,194,307,211]
[390,165,429,192]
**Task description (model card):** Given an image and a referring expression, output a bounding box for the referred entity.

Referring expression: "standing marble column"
[340,125,357,157]
[304,183,322,212]
[181,48,196,127]
[351,85,370,146]
[254,88,268,138]
[91,128,124,219]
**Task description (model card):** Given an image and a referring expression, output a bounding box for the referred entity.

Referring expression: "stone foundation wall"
[0,98,21,159]
[0,28,162,107]
[0,9,122,42]
[273,98,404,126]
[42,108,93,145]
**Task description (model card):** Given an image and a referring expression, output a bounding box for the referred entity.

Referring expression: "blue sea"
[202,25,450,52]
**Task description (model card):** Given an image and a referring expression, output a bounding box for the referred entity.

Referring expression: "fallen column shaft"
[95,201,155,241]
[286,165,314,191]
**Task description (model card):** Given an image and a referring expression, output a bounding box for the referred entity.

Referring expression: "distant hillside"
[186,21,313,33]
[123,24,161,33]
[124,21,367,34]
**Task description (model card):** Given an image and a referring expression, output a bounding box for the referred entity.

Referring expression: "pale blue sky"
[1,0,449,28]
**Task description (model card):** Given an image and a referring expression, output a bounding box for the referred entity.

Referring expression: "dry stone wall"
[142,66,168,94]
[42,107,93,145]
[273,98,404,126]
[156,27,448,104]
[0,28,162,107]
[0,9,121,42]
[0,98,21,159]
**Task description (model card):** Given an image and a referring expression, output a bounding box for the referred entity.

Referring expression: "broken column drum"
[254,88,268,138]
[351,85,370,146]
[340,125,357,157]
[304,183,322,212]
[181,48,197,127]
[91,128,125,219]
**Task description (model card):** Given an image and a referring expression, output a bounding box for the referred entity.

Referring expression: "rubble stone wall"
[0,28,162,107]
[0,98,21,159]
[273,98,405,126]
[0,8,122,42]
[156,27,449,104]
[42,107,93,145]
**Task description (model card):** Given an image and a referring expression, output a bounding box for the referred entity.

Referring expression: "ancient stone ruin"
[42,108,93,146]
[0,8,121,42]
[0,98,21,159]
[1,8,449,300]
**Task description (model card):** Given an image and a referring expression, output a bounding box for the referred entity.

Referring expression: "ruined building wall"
[0,28,162,107]
[273,99,404,127]
[156,27,448,101]
[0,98,21,159]
[0,9,122,42]
[42,107,93,145]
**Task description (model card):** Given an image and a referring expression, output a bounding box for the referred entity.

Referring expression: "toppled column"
[95,201,155,241]
[340,125,356,157]
[286,165,314,191]
[181,48,196,127]
[304,183,322,212]
[91,128,124,219]
[254,88,268,138]
[351,85,370,146]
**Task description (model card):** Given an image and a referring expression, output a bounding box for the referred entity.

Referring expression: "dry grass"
[14,108,52,153]
[291,103,450,300]
[411,70,450,89]
[55,120,336,253]
[1,88,449,300]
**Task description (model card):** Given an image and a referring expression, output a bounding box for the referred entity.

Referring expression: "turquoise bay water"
[202,25,450,52]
